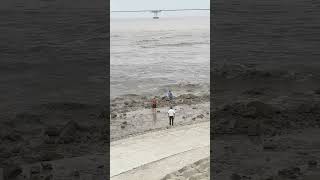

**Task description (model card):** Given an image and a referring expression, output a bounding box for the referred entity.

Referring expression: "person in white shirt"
[167,106,175,126]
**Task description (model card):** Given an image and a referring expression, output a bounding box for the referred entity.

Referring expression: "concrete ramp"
[110,122,210,179]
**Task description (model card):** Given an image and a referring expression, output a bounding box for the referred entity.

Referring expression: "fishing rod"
[111,9,210,19]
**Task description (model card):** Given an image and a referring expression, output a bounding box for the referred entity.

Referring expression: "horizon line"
[111,8,210,13]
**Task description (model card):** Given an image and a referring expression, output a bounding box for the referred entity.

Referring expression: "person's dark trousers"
[169,116,174,126]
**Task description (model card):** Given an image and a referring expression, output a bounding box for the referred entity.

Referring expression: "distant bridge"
[111,9,210,19]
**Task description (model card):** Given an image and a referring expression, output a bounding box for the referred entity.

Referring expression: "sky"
[111,0,210,18]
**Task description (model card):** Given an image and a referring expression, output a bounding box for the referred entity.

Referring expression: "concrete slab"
[110,122,210,178]
[111,146,210,180]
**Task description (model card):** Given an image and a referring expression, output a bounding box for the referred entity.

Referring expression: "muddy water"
[110,16,210,98]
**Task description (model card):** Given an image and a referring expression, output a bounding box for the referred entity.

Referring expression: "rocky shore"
[111,92,210,141]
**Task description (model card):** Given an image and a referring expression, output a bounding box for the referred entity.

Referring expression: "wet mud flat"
[212,63,320,180]
[110,92,210,141]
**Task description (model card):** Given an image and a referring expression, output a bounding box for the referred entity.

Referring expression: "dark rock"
[197,114,204,119]
[111,113,117,119]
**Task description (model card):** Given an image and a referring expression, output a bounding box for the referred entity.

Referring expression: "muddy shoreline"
[110,92,210,141]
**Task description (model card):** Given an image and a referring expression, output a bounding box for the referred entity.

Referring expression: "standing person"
[167,106,175,126]
[167,90,173,100]
[151,97,157,122]
[151,97,157,109]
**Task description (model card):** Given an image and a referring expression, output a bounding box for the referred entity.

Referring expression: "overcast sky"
[111,0,210,18]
